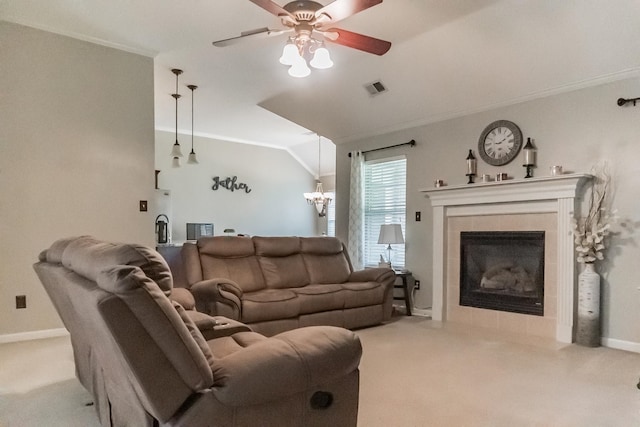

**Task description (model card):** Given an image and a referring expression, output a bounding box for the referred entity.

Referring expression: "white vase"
[576,263,601,347]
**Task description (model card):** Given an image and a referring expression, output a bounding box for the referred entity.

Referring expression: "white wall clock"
[478,120,523,166]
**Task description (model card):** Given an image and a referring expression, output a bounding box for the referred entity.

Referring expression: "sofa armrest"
[211,326,362,406]
[191,279,243,316]
[348,267,395,286]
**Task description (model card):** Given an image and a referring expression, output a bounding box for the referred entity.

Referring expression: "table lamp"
[378,224,404,269]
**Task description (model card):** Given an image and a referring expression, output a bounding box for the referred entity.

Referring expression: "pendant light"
[170,68,183,167]
[303,134,333,217]
[187,84,199,164]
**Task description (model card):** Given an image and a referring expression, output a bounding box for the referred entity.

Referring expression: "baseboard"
[411,307,432,318]
[0,328,69,344]
[601,337,640,354]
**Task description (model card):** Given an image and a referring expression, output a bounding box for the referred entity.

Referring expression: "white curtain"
[347,150,365,270]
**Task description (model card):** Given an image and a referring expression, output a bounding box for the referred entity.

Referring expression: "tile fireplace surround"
[421,174,591,343]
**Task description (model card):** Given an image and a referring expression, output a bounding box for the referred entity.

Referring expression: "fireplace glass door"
[460,231,545,316]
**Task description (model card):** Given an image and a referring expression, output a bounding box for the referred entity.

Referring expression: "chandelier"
[279,32,333,78]
[304,135,333,217]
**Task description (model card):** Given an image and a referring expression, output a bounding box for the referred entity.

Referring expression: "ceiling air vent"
[364,80,387,96]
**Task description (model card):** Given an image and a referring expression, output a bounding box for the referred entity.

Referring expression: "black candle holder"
[522,138,536,178]
[523,164,534,178]
[465,149,477,184]
[466,173,476,184]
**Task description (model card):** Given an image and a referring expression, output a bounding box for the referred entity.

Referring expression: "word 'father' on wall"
[212,176,252,193]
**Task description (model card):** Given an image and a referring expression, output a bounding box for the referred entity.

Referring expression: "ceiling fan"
[213,0,391,77]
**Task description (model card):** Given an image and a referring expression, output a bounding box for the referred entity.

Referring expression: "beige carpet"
[1,316,639,426]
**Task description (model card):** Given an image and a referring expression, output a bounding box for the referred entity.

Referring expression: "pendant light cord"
[317,134,321,179]
[189,85,197,151]
[171,69,182,144]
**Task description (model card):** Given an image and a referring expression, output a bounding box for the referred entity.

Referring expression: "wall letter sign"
[212,176,252,193]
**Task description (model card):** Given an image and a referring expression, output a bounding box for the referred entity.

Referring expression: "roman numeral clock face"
[478,120,523,166]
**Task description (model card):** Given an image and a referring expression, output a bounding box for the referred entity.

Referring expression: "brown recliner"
[34,236,362,427]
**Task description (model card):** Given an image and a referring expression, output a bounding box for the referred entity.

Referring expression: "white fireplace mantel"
[420,174,592,343]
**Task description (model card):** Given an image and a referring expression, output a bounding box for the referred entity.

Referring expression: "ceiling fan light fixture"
[288,56,311,78]
[279,41,300,65]
[309,44,333,69]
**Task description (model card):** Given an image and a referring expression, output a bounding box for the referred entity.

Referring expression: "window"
[363,156,406,268]
[326,198,336,237]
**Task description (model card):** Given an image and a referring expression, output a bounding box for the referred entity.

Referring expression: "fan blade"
[249,0,297,24]
[323,28,391,55]
[212,27,286,47]
[315,0,383,24]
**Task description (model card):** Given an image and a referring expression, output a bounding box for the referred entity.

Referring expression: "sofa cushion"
[61,236,173,294]
[197,236,254,257]
[300,237,352,284]
[197,237,265,292]
[291,284,345,314]
[241,289,300,323]
[254,237,310,289]
[253,236,300,257]
[200,256,266,293]
[258,254,310,289]
[207,331,266,359]
[342,281,386,308]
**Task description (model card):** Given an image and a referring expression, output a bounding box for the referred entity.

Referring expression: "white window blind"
[363,156,406,268]
[326,198,336,237]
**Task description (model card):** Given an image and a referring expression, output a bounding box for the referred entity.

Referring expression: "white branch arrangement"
[573,163,618,264]
[571,162,617,264]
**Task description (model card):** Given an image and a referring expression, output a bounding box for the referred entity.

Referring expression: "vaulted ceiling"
[2,0,640,177]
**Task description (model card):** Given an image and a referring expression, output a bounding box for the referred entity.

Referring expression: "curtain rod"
[347,140,415,157]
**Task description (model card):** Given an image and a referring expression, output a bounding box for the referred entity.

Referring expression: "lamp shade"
[378,224,404,245]
[279,42,300,66]
[288,57,311,78]
[310,46,333,69]
[187,149,199,164]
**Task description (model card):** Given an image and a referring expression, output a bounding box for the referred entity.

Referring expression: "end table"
[393,270,413,316]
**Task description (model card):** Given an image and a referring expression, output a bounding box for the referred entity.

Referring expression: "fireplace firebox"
[460,231,545,316]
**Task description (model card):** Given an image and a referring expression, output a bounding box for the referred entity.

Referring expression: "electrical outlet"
[414,280,420,290]
[16,295,26,309]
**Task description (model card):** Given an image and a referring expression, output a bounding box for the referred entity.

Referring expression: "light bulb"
[310,46,333,69]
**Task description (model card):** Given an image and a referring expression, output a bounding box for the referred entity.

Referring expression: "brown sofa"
[34,236,363,427]
[181,236,396,336]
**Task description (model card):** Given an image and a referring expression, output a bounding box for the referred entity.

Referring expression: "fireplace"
[421,174,591,342]
[459,231,545,316]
